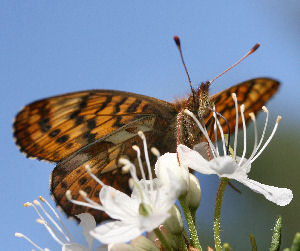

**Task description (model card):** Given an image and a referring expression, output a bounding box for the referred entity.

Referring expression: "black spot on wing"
[126,99,142,113]
[113,116,125,128]
[38,117,51,132]
[95,95,113,114]
[87,118,96,129]
[78,177,87,185]
[83,131,96,143]
[56,135,69,143]
[49,129,61,138]
[114,97,127,113]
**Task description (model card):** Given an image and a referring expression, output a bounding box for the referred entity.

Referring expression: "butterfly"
[13,77,279,223]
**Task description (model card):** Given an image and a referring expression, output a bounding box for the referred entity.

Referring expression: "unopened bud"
[186,173,201,210]
[130,236,158,251]
[164,205,184,235]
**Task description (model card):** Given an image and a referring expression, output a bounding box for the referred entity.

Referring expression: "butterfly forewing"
[206,78,280,136]
[13,90,177,162]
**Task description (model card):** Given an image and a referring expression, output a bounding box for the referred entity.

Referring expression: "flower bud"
[186,173,201,210]
[164,205,184,236]
[130,236,159,251]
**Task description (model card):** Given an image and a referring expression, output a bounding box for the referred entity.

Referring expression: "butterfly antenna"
[209,43,260,86]
[174,36,196,100]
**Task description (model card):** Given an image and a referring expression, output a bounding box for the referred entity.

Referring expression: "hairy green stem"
[179,235,189,251]
[214,178,229,251]
[154,228,174,251]
[179,196,202,250]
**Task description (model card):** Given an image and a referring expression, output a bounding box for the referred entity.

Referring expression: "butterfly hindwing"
[13,90,177,162]
[51,115,174,222]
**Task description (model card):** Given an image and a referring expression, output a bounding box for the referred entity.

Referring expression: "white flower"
[15,196,97,251]
[155,152,190,197]
[179,93,293,206]
[67,131,182,244]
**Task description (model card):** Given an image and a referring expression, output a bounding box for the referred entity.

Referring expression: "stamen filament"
[238,105,247,165]
[138,131,154,193]
[66,190,104,211]
[213,111,219,156]
[184,109,218,158]
[33,200,70,242]
[15,233,44,251]
[213,107,227,156]
[39,196,74,242]
[36,219,65,245]
[254,107,269,155]
[85,165,106,187]
[250,116,281,163]
[132,145,147,182]
[79,190,101,207]
[232,93,239,159]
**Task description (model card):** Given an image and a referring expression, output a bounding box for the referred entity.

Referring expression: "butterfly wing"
[14,90,177,222]
[207,78,280,135]
[51,115,173,223]
[13,90,177,162]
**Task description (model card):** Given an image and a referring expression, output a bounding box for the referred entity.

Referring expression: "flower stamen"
[15,232,47,251]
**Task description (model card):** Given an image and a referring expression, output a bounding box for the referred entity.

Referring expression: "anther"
[24,202,32,207]
[151,147,160,157]
[138,131,146,140]
[36,219,45,225]
[85,165,91,172]
[15,232,24,238]
[65,190,72,201]
[249,112,255,120]
[122,165,131,174]
[231,93,237,100]
[79,190,88,198]
[132,145,139,151]
[119,158,131,166]
[262,106,268,113]
[276,115,282,123]
[38,196,46,202]
[241,104,245,113]
[33,200,40,206]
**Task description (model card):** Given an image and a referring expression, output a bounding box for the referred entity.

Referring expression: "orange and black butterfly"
[13,38,280,223]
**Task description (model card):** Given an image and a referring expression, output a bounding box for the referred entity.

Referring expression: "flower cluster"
[16,93,294,251]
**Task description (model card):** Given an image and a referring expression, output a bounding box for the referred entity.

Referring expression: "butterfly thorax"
[175,81,214,148]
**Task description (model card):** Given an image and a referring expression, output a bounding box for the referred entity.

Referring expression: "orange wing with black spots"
[13,90,177,162]
[51,115,171,223]
[206,78,280,136]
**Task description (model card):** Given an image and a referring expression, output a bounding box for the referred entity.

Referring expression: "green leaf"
[269,216,282,251]
[291,233,300,251]
[249,234,257,251]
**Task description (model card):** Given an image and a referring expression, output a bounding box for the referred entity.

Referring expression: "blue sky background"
[0,1,299,250]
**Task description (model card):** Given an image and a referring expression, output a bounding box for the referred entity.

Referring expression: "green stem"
[154,228,174,251]
[179,197,202,250]
[179,235,189,251]
[214,178,229,251]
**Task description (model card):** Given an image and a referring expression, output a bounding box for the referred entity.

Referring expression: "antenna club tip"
[251,43,260,52]
[173,35,180,46]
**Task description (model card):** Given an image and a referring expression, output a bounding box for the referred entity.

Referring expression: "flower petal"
[90,221,142,244]
[100,186,139,221]
[177,144,217,175]
[237,178,293,206]
[155,152,189,197]
[76,213,96,250]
